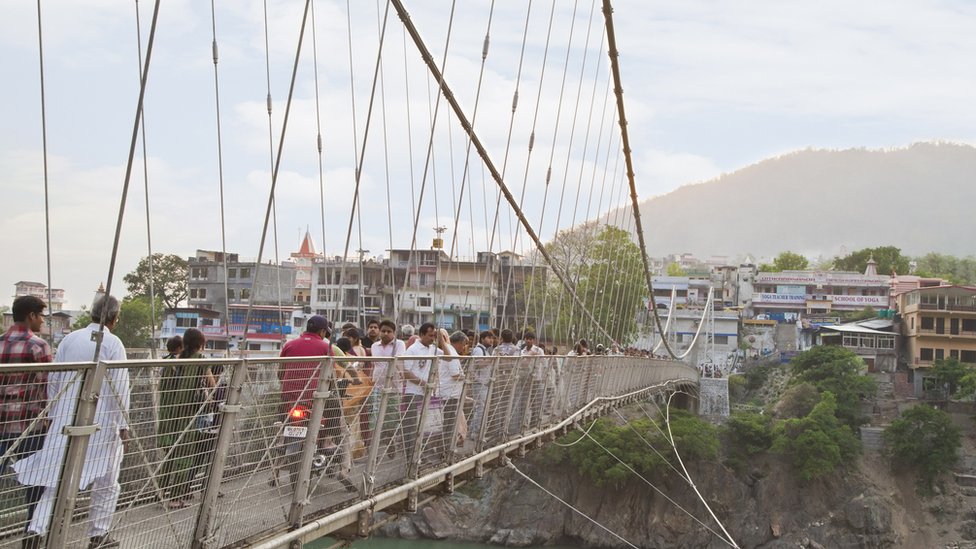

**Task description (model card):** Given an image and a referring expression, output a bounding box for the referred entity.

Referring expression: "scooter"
[269,403,356,493]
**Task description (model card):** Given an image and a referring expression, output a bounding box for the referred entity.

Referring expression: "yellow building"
[897,285,976,369]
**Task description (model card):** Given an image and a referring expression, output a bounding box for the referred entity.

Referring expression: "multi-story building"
[751,263,890,321]
[187,249,298,351]
[434,252,500,333]
[388,248,448,328]
[817,319,899,372]
[897,285,976,367]
[310,256,391,326]
[290,231,321,306]
[157,307,226,350]
[13,280,65,312]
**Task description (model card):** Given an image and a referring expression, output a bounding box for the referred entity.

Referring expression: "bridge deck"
[0,355,697,549]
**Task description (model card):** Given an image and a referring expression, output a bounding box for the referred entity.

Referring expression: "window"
[176,317,197,328]
[714,335,729,345]
[963,319,976,332]
[294,317,304,327]
[920,348,933,361]
[843,334,859,347]
[962,350,976,364]
[935,348,945,360]
[239,268,251,279]
[920,317,934,330]
[198,288,206,299]
[227,288,236,300]
[190,267,206,279]
[418,297,432,307]
[951,350,959,360]
[200,318,214,326]
[228,268,237,279]
[241,288,251,300]
[877,336,894,350]
[190,288,198,299]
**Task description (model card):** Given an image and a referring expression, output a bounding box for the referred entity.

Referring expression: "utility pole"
[433,226,446,327]
[356,248,369,328]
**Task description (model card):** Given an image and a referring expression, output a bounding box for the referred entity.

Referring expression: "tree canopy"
[123,253,189,310]
[790,346,876,428]
[884,405,960,491]
[914,252,976,285]
[832,246,909,275]
[759,251,809,272]
[524,224,646,345]
[771,391,860,481]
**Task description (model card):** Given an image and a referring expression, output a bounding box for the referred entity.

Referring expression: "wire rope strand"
[240,0,313,352]
[391,0,617,346]
[506,460,639,549]
[133,0,158,359]
[580,422,737,547]
[208,0,232,355]
[35,0,53,343]
[309,0,329,305]
[601,0,678,359]
[662,391,740,547]
[337,0,392,326]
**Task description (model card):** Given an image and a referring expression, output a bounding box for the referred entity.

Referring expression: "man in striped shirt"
[0,295,51,548]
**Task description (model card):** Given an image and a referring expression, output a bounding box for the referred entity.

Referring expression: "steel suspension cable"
[132,0,158,359]
[35,0,53,343]
[390,0,617,345]
[371,0,396,324]
[240,0,312,353]
[393,0,458,325]
[395,24,419,325]
[209,0,232,355]
[260,0,287,347]
[310,0,329,294]
[48,2,162,546]
[601,0,678,358]
[337,0,391,326]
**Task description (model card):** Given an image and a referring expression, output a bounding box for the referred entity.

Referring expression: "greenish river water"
[308,537,571,549]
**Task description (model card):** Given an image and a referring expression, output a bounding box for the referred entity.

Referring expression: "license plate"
[283,426,308,438]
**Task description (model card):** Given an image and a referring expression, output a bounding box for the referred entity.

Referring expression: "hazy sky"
[2,0,974,309]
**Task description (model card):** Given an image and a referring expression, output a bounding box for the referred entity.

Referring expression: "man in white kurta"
[15,298,130,547]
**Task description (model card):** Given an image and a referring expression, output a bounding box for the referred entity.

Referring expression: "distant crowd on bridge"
[0,293,668,548]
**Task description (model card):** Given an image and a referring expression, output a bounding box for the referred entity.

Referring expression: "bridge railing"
[0,354,697,549]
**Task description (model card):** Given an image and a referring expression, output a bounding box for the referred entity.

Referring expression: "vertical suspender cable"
[48,3,161,546]
[240,0,312,353]
[133,0,158,359]
[209,0,232,355]
[260,0,287,348]
[601,0,677,359]
[35,0,53,343]
[390,0,617,345]
[310,0,328,315]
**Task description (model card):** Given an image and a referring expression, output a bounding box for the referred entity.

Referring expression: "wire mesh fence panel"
[479,356,518,449]
[0,363,80,549]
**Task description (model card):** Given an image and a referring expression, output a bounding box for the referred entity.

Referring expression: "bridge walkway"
[0,355,697,548]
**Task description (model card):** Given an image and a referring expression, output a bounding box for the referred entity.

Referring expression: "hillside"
[627,142,976,260]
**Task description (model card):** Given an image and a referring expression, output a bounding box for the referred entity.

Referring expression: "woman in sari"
[157,328,219,508]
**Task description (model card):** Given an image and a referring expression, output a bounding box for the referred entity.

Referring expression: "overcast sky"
[2,0,974,309]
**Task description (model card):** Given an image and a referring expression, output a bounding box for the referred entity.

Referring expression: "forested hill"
[628,142,976,259]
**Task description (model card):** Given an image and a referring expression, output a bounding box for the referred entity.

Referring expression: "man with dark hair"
[369,319,405,455]
[493,329,519,357]
[16,295,129,549]
[437,331,467,454]
[363,319,380,351]
[163,336,183,359]
[0,296,51,547]
[467,330,494,444]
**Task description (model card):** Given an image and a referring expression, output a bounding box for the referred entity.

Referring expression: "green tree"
[523,224,646,345]
[759,251,809,272]
[723,411,774,470]
[772,392,859,480]
[123,253,189,310]
[914,253,976,285]
[932,357,973,397]
[832,246,910,275]
[884,405,961,491]
[71,307,91,330]
[666,262,687,276]
[112,296,164,349]
[790,346,876,428]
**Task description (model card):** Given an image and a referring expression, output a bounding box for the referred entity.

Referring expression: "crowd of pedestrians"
[0,298,633,548]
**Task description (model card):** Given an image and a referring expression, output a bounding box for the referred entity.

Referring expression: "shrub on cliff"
[884,404,960,492]
[723,410,774,470]
[771,391,859,480]
[789,346,876,428]
[548,411,719,486]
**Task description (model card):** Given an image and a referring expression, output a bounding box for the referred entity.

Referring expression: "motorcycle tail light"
[290,408,307,419]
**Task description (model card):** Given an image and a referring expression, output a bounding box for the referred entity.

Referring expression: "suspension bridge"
[2,0,731,547]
